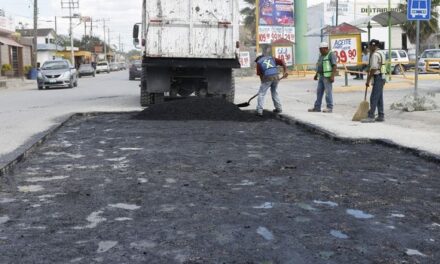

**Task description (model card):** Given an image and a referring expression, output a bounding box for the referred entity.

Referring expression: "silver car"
[37,59,78,90]
[418,49,440,73]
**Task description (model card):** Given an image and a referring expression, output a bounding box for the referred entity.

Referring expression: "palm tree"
[399,0,440,44]
[240,0,256,44]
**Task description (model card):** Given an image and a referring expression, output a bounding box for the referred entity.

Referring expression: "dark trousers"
[368,74,385,118]
[357,65,367,79]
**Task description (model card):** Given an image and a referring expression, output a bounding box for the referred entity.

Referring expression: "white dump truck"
[133,0,241,106]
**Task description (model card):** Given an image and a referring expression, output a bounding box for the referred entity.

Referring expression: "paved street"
[0,101,439,263]
[0,70,141,167]
[1,72,440,170]
[0,72,439,263]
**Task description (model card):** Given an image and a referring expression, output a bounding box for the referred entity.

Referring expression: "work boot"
[361,117,376,123]
[308,108,321,112]
[273,109,282,114]
[322,108,333,113]
[375,116,385,122]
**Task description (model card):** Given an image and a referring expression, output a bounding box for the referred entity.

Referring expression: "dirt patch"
[0,113,439,263]
[135,97,272,121]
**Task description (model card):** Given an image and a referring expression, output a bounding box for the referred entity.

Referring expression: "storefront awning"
[0,36,24,47]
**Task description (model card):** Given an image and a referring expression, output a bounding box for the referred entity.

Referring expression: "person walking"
[255,52,288,117]
[354,48,369,80]
[362,39,386,123]
[308,42,337,113]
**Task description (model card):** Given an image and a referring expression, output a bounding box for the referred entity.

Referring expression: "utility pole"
[33,0,38,68]
[108,27,111,61]
[335,0,339,25]
[103,20,107,61]
[61,0,79,67]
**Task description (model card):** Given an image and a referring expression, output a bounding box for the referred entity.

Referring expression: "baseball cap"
[319,42,329,48]
[369,39,379,46]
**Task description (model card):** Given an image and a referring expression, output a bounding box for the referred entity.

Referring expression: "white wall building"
[17,28,63,66]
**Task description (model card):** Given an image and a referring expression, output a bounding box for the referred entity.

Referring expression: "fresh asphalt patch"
[0,99,439,263]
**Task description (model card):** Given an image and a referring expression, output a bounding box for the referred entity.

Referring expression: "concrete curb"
[276,114,440,163]
[1,111,439,177]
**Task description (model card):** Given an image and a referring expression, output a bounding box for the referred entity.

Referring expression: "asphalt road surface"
[0,99,438,263]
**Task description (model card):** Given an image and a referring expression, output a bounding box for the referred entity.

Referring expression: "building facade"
[17,28,63,67]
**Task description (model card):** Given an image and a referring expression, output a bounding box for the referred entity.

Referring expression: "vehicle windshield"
[421,50,440,58]
[79,64,92,69]
[133,60,142,67]
[42,61,69,70]
[97,62,108,66]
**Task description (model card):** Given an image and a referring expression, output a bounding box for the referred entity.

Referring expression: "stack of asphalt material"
[135,98,274,122]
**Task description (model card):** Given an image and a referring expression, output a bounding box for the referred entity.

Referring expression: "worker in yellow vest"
[309,42,337,113]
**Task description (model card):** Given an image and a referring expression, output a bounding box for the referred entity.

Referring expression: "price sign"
[258,26,295,45]
[329,35,361,64]
[239,52,251,68]
[258,26,272,44]
[283,27,295,42]
[274,46,293,66]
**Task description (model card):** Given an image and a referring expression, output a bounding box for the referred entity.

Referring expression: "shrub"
[1,64,12,72]
[23,65,33,75]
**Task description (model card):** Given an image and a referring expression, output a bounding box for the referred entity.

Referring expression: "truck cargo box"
[143,0,239,59]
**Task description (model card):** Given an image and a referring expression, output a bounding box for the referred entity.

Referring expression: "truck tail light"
[142,39,146,46]
[236,41,240,49]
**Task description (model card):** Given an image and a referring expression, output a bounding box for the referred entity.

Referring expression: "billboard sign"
[258,0,294,26]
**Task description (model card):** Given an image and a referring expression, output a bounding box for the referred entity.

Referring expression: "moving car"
[96,61,110,74]
[37,59,78,90]
[129,60,142,80]
[109,62,119,71]
[118,62,127,70]
[418,49,440,73]
[78,63,96,78]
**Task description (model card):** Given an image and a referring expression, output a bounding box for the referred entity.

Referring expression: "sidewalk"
[0,77,35,90]
[236,75,440,158]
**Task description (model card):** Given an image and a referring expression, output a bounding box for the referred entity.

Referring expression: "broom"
[352,84,370,121]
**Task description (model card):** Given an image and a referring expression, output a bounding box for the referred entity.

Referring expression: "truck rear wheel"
[140,65,165,106]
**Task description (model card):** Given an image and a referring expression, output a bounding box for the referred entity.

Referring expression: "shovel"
[236,75,287,108]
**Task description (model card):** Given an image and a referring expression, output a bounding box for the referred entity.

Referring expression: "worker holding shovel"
[254,52,288,117]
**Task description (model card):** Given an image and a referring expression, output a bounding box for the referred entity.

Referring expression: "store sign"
[258,0,294,26]
[330,35,361,64]
[355,0,403,15]
[258,26,295,44]
[326,0,351,16]
[239,52,251,68]
[274,46,293,66]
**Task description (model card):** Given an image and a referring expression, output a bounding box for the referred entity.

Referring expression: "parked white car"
[418,49,440,73]
[378,50,410,74]
[96,61,110,74]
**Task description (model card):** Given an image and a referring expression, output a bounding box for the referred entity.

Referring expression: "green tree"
[240,0,256,45]
[398,0,440,44]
